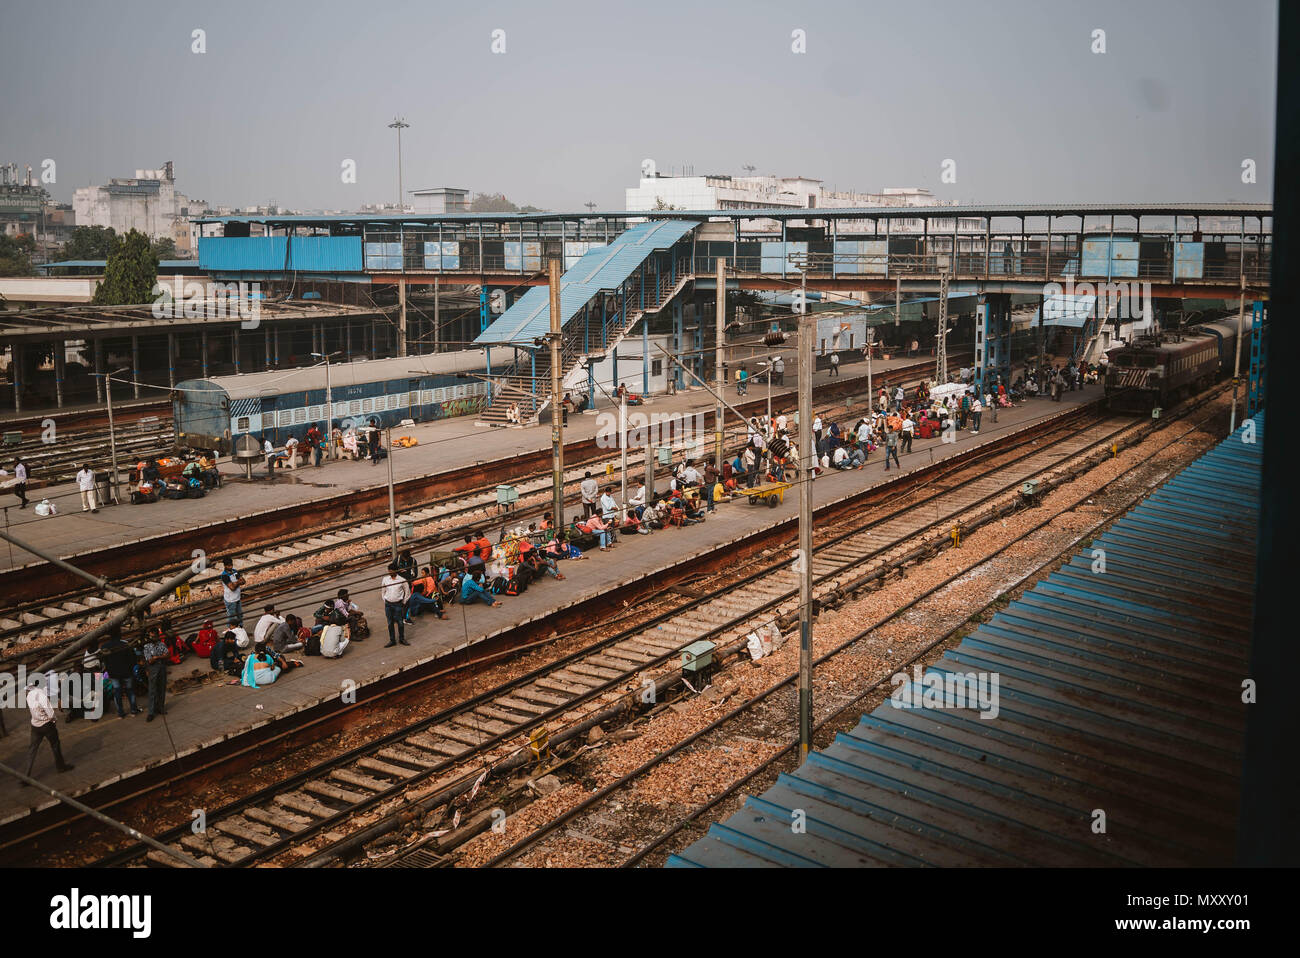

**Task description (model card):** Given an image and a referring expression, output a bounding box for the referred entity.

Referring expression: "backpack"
[349,615,370,640]
[490,575,508,594]
[304,630,322,656]
[505,577,522,596]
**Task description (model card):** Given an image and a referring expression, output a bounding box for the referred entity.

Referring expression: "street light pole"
[388,117,409,210]
[312,350,340,456]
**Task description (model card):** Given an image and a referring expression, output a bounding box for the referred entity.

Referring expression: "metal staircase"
[479,266,692,426]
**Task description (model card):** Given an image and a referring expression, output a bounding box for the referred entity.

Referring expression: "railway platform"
[0,384,1103,833]
[1,354,937,575]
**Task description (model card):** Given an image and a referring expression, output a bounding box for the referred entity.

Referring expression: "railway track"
[480,396,1232,869]
[1,419,176,487]
[1,366,936,656]
[83,398,1160,867]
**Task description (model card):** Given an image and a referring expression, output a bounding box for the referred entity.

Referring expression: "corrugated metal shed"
[475,220,697,346]
[670,417,1261,867]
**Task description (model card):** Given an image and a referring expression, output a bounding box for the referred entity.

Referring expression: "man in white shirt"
[254,604,300,652]
[894,385,904,411]
[775,413,788,434]
[580,471,599,519]
[599,486,620,522]
[320,624,349,658]
[628,482,646,518]
[970,397,983,434]
[264,438,277,475]
[23,678,74,781]
[75,464,98,513]
[11,458,28,509]
[812,415,823,445]
[901,414,915,454]
[284,435,299,470]
[381,563,412,647]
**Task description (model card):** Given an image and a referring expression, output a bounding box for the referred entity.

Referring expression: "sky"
[0,0,1278,212]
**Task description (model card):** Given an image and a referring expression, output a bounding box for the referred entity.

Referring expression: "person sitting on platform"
[578,514,615,551]
[192,620,220,660]
[408,566,449,619]
[240,639,303,687]
[599,485,620,523]
[460,570,503,607]
[546,531,585,560]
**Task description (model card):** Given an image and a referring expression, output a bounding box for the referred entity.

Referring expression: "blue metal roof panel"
[474,220,699,346]
[673,416,1262,867]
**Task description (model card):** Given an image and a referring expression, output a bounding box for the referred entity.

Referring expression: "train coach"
[1103,319,1238,413]
[173,351,490,454]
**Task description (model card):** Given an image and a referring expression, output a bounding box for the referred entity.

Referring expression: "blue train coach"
[174,352,489,454]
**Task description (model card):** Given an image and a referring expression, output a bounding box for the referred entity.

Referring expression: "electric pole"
[714,257,726,470]
[797,295,815,761]
[549,257,566,526]
[936,268,950,384]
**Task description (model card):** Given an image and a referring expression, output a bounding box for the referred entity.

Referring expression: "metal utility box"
[2,431,21,447]
[496,484,518,513]
[1021,480,1038,497]
[681,640,716,673]
[399,519,415,540]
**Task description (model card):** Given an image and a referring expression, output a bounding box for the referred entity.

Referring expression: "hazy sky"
[0,0,1277,212]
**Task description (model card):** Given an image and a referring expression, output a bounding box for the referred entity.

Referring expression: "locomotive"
[1103,319,1238,413]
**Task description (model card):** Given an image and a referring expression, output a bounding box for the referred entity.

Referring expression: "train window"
[349,401,361,415]
[421,390,433,404]
[294,408,306,424]
[237,417,250,431]
[361,399,374,414]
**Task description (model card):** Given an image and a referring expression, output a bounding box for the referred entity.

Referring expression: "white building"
[73,162,204,252]
[626,169,982,233]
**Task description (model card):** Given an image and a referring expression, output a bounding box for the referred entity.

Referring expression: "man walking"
[142,630,169,721]
[773,356,784,386]
[75,463,99,513]
[738,364,749,396]
[381,562,412,647]
[580,471,599,519]
[10,458,28,508]
[21,677,74,783]
[220,557,244,627]
[883,423,901,471]
[829,352,840,377]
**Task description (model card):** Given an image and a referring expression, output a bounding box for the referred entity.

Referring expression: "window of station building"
[652,359,663,376]
[236,417,250,431]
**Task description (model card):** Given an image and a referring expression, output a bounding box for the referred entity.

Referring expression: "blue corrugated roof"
[671,417,1262,867]
[475,220,697,346]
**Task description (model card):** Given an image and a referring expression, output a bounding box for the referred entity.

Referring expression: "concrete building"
[72,161,205,252]
[410,187,469,214]
[626,170,983,233]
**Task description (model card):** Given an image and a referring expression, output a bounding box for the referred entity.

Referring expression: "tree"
[469,192,546,214]
[0,233,35,276]
[150,237,177,260]
[652,198,681,211]
[93,229,159,305]
[62,225,117,260]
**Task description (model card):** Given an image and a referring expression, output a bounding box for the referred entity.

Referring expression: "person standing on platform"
[970,396,983,434]
[894,385,905,412]
[381,562,412,647]
[580,471,599,519]
[75,463,99,513]
[220,557,245,627]
[368,426,382,464]
[100,626,142,718]
[142,630,169,722]
[738,363,749,396]
[883,422,901,471]
[307,425,323,466]
[900,413,914,454]
[773,356,785,386]
[21,677,73,782]
[10,458,29,508]
[829,352,840,377]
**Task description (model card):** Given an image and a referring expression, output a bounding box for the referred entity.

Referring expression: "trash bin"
[95,470,113,507]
